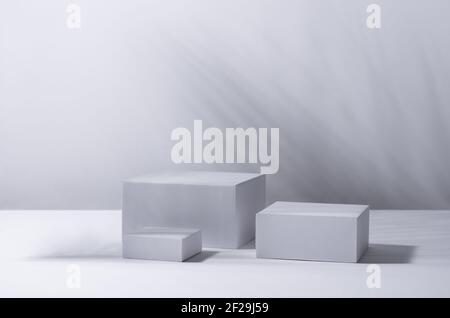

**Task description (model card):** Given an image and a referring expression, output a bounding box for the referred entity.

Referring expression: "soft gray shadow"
[25,254,124,265]
[239,240,255,250]
[185,251,218,262]
[359,244,416,264]
[24,242,123,262]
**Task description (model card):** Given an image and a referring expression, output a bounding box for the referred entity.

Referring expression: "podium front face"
[123,227,202,262]
[256,201,370,263]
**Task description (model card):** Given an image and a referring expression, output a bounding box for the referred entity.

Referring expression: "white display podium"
[256,201,369,263]
[123,171,266,248]
[123,227,201,262]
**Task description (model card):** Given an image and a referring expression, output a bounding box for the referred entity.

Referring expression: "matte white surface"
[127,172,263,186]
[123,227,201,262]
[123,172,266,248]
[258,201,369,217]
[256,202,369,262]
[1,210,450,297]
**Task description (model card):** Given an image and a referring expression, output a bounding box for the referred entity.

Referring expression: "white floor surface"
[1,210,450,297]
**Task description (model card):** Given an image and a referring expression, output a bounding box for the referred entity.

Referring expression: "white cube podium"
[123,227,201,261]
[256,202,370,263]
[123,171,266,248]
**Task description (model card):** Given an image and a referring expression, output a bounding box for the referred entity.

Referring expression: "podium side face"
[356,208,370,261]
[235,175,266,247]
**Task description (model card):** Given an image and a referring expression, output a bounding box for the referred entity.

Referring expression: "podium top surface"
[125,171,262,186]
[259,201,369,218]
[127,226,200,240]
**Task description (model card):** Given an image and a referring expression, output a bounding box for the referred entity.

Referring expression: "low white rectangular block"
[256,202,370,263]
[123,227,201,262]
[123,171,266,248]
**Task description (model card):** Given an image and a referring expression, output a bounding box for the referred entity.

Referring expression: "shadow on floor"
[359,244,417,264]
[24,242,123,262]
[239,240,255,249]
[185,251,219,262]
[27,255,122,262]
[24,241,220,263]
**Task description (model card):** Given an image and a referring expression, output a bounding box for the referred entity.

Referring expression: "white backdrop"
[1,0,450,209]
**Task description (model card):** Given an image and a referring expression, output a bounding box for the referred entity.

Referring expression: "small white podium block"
[256,202,369,263]
[123,171,266,248]
[123,227,201,261]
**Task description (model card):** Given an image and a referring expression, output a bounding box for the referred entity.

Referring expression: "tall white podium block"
[123,171,266,248]
[256,202,369,263]
[123,227,201,261]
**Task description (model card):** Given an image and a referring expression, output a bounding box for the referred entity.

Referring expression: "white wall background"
[1,0,450,210]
